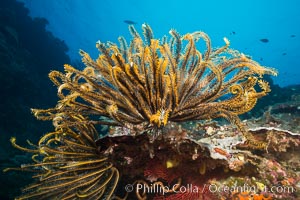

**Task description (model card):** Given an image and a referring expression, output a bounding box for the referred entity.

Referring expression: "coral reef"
[5,24,300,200]
[0,0,70,199]
[0,0,69,137]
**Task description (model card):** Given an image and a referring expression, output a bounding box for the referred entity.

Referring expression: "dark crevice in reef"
[0,0,70,199]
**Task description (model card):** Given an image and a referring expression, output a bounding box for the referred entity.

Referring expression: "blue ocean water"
[19,0,300,87]
[1,1,300,199]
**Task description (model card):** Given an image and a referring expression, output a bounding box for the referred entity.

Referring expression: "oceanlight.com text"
[124,183,296,196]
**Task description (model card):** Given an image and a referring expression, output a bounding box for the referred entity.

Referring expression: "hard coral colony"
[5,24,283,199]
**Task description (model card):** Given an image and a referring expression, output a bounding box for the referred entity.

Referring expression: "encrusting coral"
[4,24,284,200]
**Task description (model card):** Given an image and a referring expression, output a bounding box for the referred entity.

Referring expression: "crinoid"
[5,24,277,199]
[35,24,276,135]
[5,124,119,200]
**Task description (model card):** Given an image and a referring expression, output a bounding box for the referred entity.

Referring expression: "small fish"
[123,20,137,25]
[260,57,263,61]
[230,31,236,35]
[290,34,296,38]
[214,147,231,158]
[282,52,287,56]
[259,38,269,43]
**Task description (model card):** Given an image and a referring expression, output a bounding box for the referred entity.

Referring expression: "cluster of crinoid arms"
[5,125,119,199]
[5,24,277,199]
[34,24,276,135]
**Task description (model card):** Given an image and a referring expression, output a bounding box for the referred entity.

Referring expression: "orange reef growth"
[4,24,299,200]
